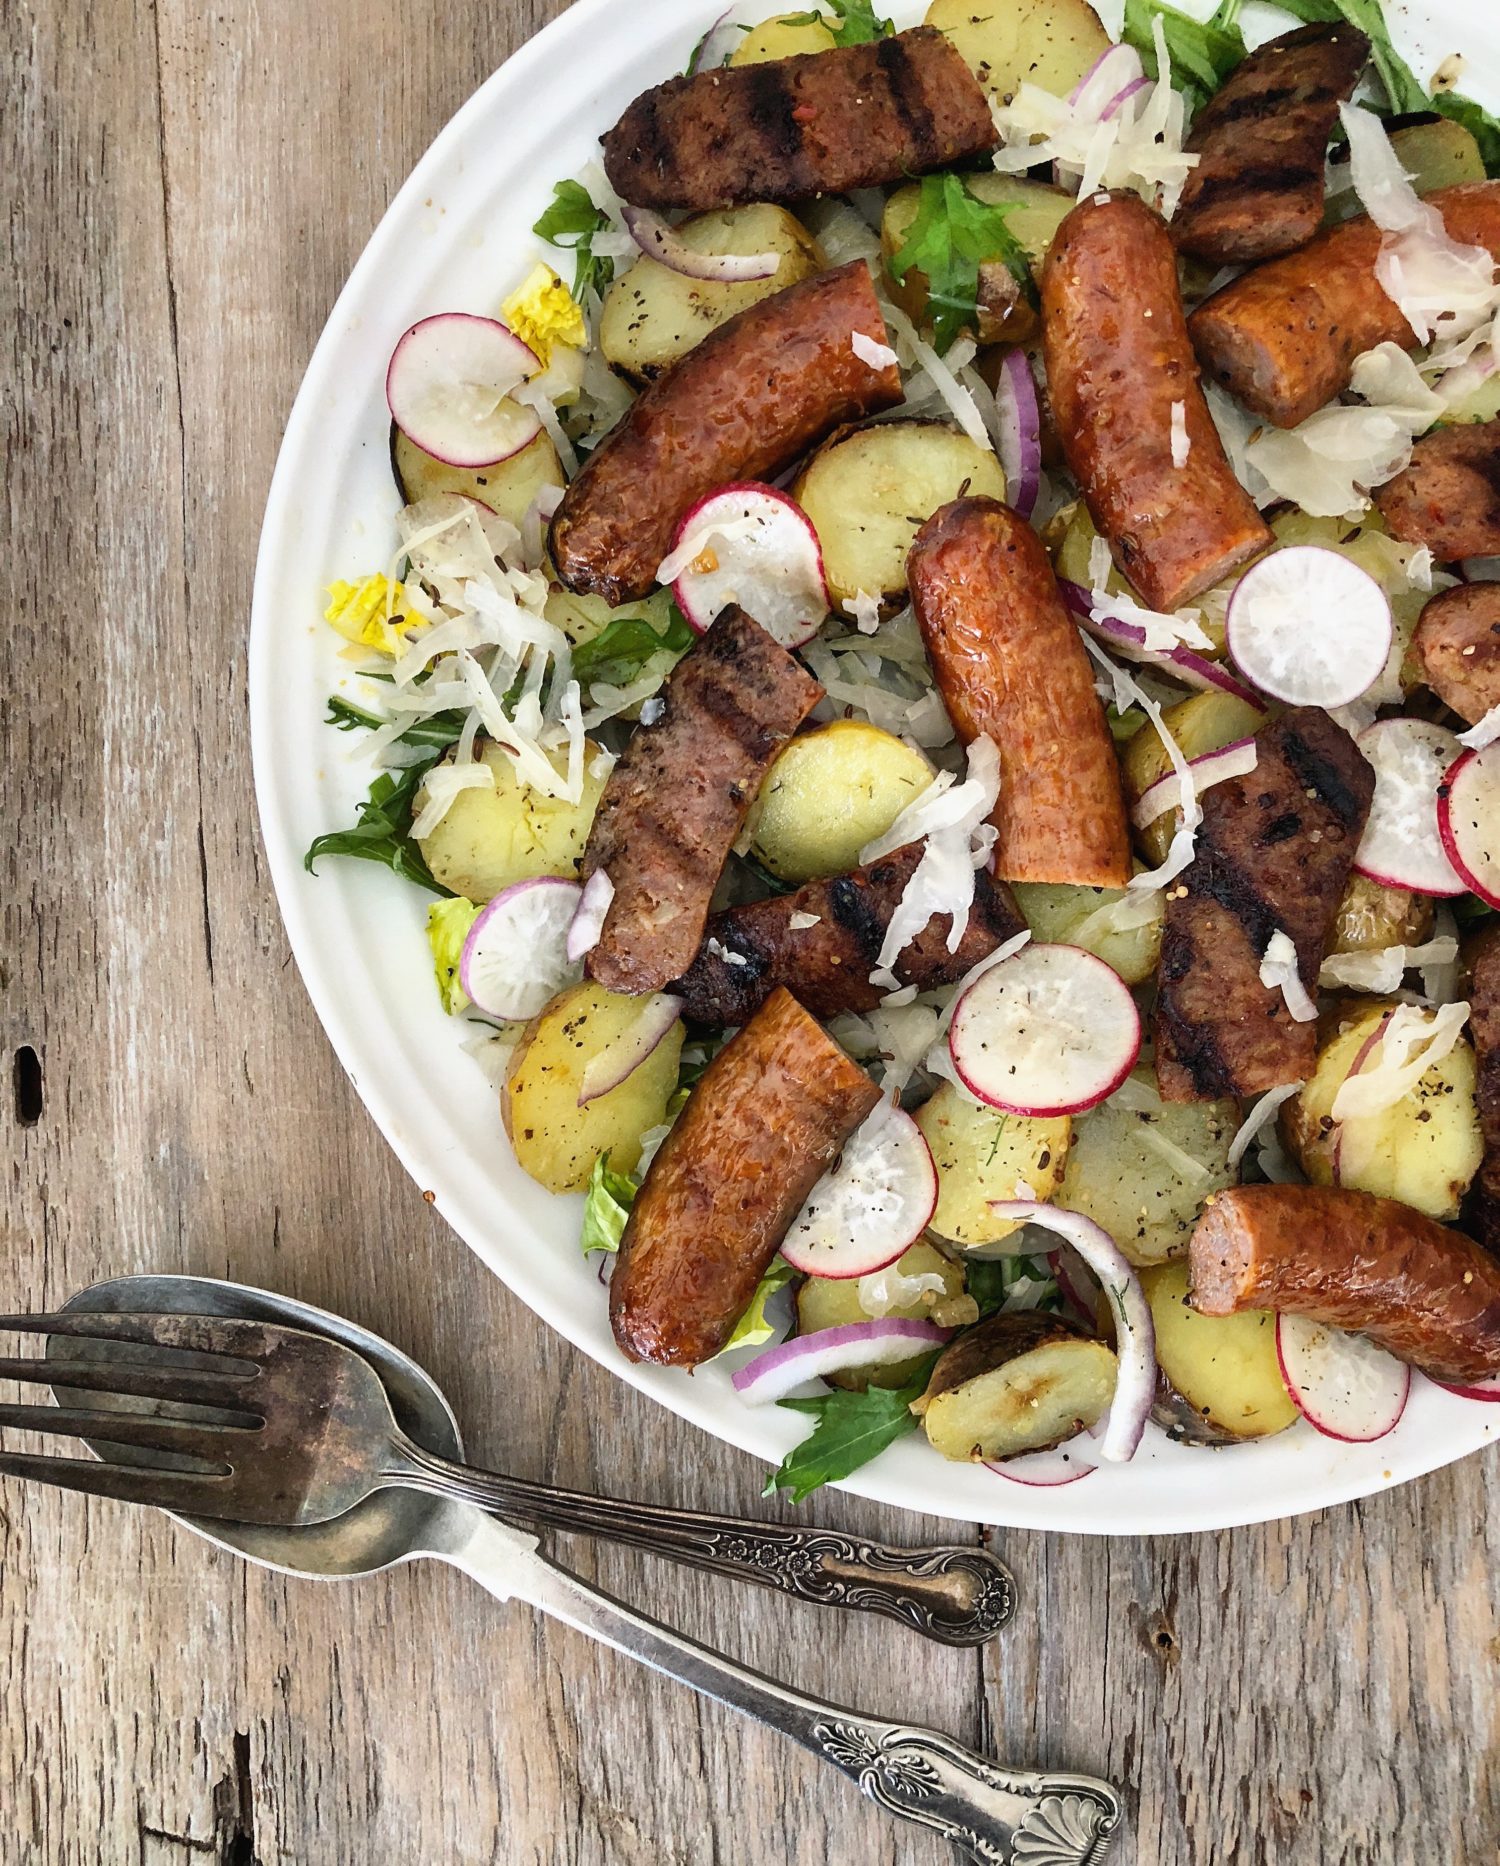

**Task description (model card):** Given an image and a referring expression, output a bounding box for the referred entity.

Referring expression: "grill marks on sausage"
[875,34,941,172]
[1375,419,1500,561]
[1155,709,1375,1103]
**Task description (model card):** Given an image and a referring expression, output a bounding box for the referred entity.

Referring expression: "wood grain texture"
[1,1,1497,1862]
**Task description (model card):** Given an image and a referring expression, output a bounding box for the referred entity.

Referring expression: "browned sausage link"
[1467,923,1500,1255]
[1156,708,1374,1103]
[584,608,823,996]
[550,263,902,606]
[669,843,1028,1027]
[1171,24,1369,266]
[1189,182,1500,429]
[602,27,996,214]
[611,988,881,1368]
[1375,419,1500,562]
[1413,582,1500,725]
[1041,192,1272,612]
[908,496,1132,888]
[1190,1185,1500,1383]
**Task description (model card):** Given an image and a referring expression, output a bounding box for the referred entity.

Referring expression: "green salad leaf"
[1122,0,1247,101]
[782,0,895,48]
[582,1154,638,1256]
[765,1354,941,1503]
[964,1254,1061,1322]
[571,603,695,689]
[888,172,1036,355]
[427,897,479,1014]
[304,757,447,894]
[720,1259,799,1355]
[534,179,616,302]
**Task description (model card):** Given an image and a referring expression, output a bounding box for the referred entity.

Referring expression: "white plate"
[251,0,1500,1532]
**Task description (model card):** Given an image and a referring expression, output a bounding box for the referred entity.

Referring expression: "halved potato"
[796,1242,971,1390]
[915,1311,1118,1462]
[502,981,684,1194]
[744,720,934,883]
[729,11,837,63]
[925,0,1111,105]
[1011,877,1164,987]
[600,204,822,383]
[915,1083,1070,1248]
[1329,873,1435,958]
[1144,1259,1298,1444]
[392,424,566,530]
[416,742,608,904]
[794,419,1006,613]
[542,583,679,653]
[1121,689,1268,868]
[1391,117,1486,196]
[1055,1069,1237,1268]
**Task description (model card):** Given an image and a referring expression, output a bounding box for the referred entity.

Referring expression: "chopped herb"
[765,1353,941,1503]
[533,179,616,302]
[781,0,895,48]
[981,1118,1012,1167]
[1122,0,1247,104]
[570,602,695,689]
[889,172,1036,355]
[582,1154,637,1256]
[326,695,387,733]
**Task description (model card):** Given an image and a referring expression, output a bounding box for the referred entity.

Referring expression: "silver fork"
[0,1303,1123,1864]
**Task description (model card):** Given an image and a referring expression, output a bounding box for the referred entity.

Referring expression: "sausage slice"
[602,28,996,214]
[1156,708,1374,1102]
[1467,923,1500,1254]
[669,843,1028,1027]
[908,496,1132,888]
[1375,420,1500,562]
[1042,191,1272,612]
[1189,182,1500,428]
[1191,1185,1500,1383]
[611,988,881,1367]
[1171,24,1369,266]
[551,262,902,606]
[584,607,823,996]
[1413,582,1500,725]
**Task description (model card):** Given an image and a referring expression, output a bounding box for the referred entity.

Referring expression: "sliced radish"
[386,314,541,469]
[731,1318,951,1405]
[1354,718,1468,897]
[987,1440,1100,1487]
[1275,1313,1411,1442]
[621,205,781,283]
[1435,1371,1500,1402]
[780,1104,939,1279]
[460,878,581,1020]
[1060,581,1267,706]
[992,349,1042,521]
[1132,737,1259,829]
[663,484,829,648]
[948,944,1141,1119]
[1437,740,1500,909]
[567,869,616,963]
[988,1203,1154,1463]
[577,994,684,1107]
[1226,547,1392,708]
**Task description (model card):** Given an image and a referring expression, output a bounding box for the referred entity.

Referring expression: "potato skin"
[416,742,607,904]
[1144,1258,1298,1444]
[918,1311,1083,1408]
[610,988,881,1368]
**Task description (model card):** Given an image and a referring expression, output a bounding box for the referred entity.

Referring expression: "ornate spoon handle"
[389,1436,1015,1645]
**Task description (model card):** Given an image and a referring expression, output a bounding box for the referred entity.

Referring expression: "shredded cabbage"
[1259,931,1318,1023]
[1226,1082,1304,1173]
[1319,934,1461,996]
[1330,1002,1471,1121]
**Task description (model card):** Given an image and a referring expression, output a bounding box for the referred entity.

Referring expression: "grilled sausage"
[1413,583,1500,725]
[1467,923,1500,1254]
[669,843,1028,1027]
[584,608,823,996]
[908,496,1132,888]
[1171,24,1369,266]
[602,27,996,214]
[1042,191,1272,612]
[1375,420,1500,562]
[1190,1185,1500,1383]
[611,988,881,1367]
[1156,708,1374,1102]
[551,262,902,605]
[1190,182,1500,428]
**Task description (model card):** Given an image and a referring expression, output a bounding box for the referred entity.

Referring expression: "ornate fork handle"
[388,1437,1015,1645]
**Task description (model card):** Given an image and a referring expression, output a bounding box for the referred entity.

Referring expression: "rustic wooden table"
[4,1,1499,1860]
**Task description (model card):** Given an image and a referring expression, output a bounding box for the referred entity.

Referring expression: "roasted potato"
[1121,689,1268,867]
[416,742,609,903]
[1329,873,1435,958]
[542,583,679,653]
[729,11,837,63]
[599,204,823,383]
[1011,877,1164,987]
[1144,1259,1298,1444]
[796,1241,971,1390]
[1389,118,1486,197]
[882,175,1073,345]
[502,982,684,1194]
[744,720,934,883]
[925,0,1111,105]
[914,1311,1118,1462]
[392,424,566,530]
[1280,1001,1484,1221]
[794,418,1006,613]
[1055,1069,1237,1267]
[915,1083,1070,1248]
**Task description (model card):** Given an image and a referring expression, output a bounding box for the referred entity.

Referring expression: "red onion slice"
[1069,42,1145,116]
[577,993,684,1107]
[987,1435,1101,1486]
[731,1318,951,1406]
[1132,737,1259,829]
[1060,580,1267,707]
[992,349,1043,520]
[622,205,781,283]
[567,868,616,963]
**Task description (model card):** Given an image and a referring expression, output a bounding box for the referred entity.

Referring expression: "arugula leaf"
[582,1154,637,1256]
[965,1253,1062,1321]
[570,604,695,688]
[1122,0,1247,101]
[533,179,616,302]
[326,696,386,733]
[304,757,447,894]
[889,173,1036,355]
[764,1354,941,1503]
[781,0,894,48]
[719,1259,799,1355]
[427,897,479,1014]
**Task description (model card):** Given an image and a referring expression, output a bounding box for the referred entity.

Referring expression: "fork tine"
[0,1448,231,1512]
[0,1357,255,1407]
[0,1312,273,1368]
[0,1402,256,1463]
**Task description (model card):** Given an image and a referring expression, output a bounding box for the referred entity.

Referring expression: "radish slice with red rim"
[1435,1370,1500,1403]
[992,349,1043,520]
[386,314,541,469]
[987,1203,1155,1463]
[1226,547,1392,707]
[987,1439,1100,1486]
[730,1318,951,1405]
[664,484,830,649]
[567,869,616,963]
[1437,740,1500,908]
[780,1103,939,1279]
[1275,1314,1411,1442]
[621,205,781,283]
[1131,736,1259,829]
[947,943,1141,1119]
[1059,581,1267,707]
[460,877,581,1021]
[577,994,684,1107]
[1354,718,1468,897]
